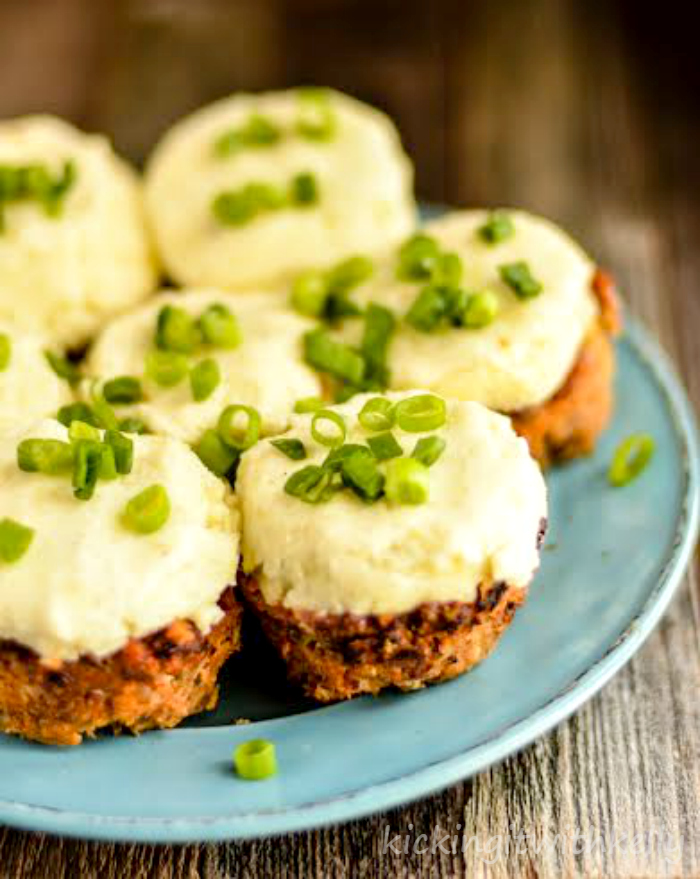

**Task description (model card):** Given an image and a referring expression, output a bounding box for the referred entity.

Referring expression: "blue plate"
[0,317,697,842]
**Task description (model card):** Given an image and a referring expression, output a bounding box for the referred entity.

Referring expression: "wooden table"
[1,0,698,875]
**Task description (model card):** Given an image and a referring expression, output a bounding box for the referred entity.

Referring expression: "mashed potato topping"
[0,420,239,660]
[0,322,71,437]
[87,288,323,442]
[144,89,416,289]
[237,392,547,615]
[343,209,600,412]
[0,116,157,347]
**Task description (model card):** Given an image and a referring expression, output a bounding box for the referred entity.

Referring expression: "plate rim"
[1,316,698,843]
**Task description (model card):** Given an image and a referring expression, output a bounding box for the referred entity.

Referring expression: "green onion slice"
[190,358,221,402]
[478,211,515,244]
[155,305,201,354]
[322,443,369,471]
[17,438,73,475]
[118,417,149,435]
[72,439,103,501]
[289,171,319,206]
[44,350,80,385]
[499,261,543,299]
[199,303,242,349]
[105,430,134,475]
[0,333,10,371]
[358,397,395,432]
[103,376,143,405]
[122,484,171,534]
[458,290,499,329]
[340,448,385,501]
[396,234,440,281]
[303,329,365,386]
[284,464,338,504]
[146,349,189,388]
[311,409,346,448]
[68,420,101,442]
[384,457,430,505]
[405,285,448,333]
[412,435,446,467]
[290,270,328,318]
[194,428,238,478]
[293,396,325,414]
[367,431,402,461]
[218,404,261,451]
[270,438,306,460]
[360,303,395,385]
[296,87,336,142]
[56,402,100,429]
[394,394,447,433]
[0,517,34,564]
[326,255,374,294]
[608,433,655,487]
[233,738,278,780]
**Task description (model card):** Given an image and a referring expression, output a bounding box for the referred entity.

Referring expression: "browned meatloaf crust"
[0,587,242,746]
[511,268,622,467]
[241,536,543,703]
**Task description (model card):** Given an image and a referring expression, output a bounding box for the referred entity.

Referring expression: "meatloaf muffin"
[297,209,621,466]
[0,419,241,745]
[0,321,72,437]
[144,88,416,290]
[86,288,323,443]
[0,116,157,348]
[237,391,547,700]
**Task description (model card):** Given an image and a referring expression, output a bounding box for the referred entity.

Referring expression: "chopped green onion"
[103,376,143,405]
[190,358,221,402]
[122,484,171,534]
[395,394,447,433]
[367,431,402,461]
[155,305,201,354]
[0,518,34,564]
[499,261,543,299]
[118,416,148,435]
[608,434,655,487]
[358,397,395,432]
[17,438,73,475]
[384,457,430,505]
[458,290,499,329]
[194,428,238,478]
[405,285,448,332]
[146,349,190,388]
[72,439,103,501]
[57,402,100,429]
[284,464,338,503]
[396,234,440,281]
[215,114,282,156]
[431,252,463,287]
[311,409,346,448]
[412,435,446,467]
[212,182,286,226]
[233,738,278,780]
[291,270,328,317]
[296,88,336,142]
[322,443,368,471]
[341,448,385,500]
[326,255,374,294]
[90,392,119,431]
[0,333,10,371]
[303,328,365,386]
[218,404,261,451]
[98,444,117,481]
[44,350,80,385]
[360,303,395,385]
[68,420,101,442]
[294,396,325,414]
[270,438,306,460]
[478,211,515,244]
[289,171,319,206]
[105,430,134,475]
[199,303,242,349]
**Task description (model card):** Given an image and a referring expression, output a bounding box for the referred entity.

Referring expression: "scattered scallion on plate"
[233,739,278,781]
[0,518,34,564]
[608,433,655,487]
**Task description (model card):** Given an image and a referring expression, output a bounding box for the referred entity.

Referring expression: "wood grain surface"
[0,0,699,876]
